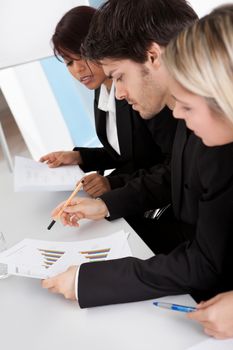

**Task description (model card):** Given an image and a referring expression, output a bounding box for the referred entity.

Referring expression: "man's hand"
[52,197,109,226]
[187,291,233,339]
[82,173,111,197]
[40,151,82,167]
[41,266,78,300]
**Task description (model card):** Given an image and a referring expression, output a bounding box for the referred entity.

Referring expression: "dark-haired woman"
[40,6,177,198]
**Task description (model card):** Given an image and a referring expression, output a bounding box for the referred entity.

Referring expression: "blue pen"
[153,301,196,313]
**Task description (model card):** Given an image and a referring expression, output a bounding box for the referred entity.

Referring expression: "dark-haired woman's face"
[62,53,107,90]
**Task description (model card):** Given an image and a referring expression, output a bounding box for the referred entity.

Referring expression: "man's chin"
[132,104,155,119]
[138,111,155,119]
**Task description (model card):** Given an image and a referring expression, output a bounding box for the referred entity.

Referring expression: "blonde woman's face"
[169,78,233,146]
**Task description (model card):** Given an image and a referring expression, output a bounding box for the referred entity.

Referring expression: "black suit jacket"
[74,89,173,175]
[100,107,175,218]
[78,120,233,308]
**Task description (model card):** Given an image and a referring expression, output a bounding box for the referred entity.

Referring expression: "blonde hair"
[164,4,233,123]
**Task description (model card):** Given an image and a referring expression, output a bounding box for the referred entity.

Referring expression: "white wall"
[189,0,233,17]
[0,0,88,69]
[0,62,74,160]
[0,0,95,160]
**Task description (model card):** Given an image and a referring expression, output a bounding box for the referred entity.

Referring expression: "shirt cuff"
[75,265,80,301]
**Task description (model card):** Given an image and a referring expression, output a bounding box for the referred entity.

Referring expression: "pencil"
[47,180,83,230]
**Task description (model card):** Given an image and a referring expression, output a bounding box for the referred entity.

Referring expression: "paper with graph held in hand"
[0,231,131,279]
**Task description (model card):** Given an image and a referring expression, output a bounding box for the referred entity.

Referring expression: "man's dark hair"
[52,6,96,59]
[83,0,198,63]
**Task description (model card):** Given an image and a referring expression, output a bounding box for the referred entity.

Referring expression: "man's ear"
[147,42,163,68]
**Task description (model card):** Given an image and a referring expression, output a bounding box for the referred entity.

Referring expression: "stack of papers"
[0,231,132,279]
[14,156,84,191]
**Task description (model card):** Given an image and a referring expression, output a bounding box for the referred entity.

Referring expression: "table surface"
[0,166,208,350]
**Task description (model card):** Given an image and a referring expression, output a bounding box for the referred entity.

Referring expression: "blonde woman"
[164,4,233,339]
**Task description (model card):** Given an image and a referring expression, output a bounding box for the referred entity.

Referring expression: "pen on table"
[47,180,84,230]
[153,301,197,313]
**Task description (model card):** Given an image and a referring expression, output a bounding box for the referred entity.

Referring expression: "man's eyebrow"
[107,69,116,79]
[107,72,113,79]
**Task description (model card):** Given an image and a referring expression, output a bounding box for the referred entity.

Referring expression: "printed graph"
[38,248,65,269]
[38,247,110,269]
[79,248,110,262]
[0,231,130,279]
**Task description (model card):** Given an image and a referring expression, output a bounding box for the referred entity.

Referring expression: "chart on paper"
[79,247,111,261]
[0,231,131,279]
[38,248,65,269]
[39,246,111,269]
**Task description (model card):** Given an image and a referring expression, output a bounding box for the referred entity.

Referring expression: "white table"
[0,166,209,350]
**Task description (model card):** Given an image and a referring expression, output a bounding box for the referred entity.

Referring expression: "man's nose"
[115,85,127,100]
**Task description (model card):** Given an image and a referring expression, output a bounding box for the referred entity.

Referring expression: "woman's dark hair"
[83,0,198,63]
[52,5,96,59]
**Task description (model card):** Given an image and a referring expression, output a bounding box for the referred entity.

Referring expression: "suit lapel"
[172,120,188,218]
[95,106,108,143]
[94,87,109,148]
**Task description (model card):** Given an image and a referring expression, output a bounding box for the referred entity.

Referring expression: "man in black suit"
[42,0,233,307]
[74,89,174,177]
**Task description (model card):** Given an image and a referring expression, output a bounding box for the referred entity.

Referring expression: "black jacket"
[74,88,177,177]
[78,120,233,308]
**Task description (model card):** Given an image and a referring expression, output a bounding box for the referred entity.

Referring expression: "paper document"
[14,156,84,191]
[0,231,132,279]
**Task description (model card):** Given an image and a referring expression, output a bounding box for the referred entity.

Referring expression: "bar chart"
[79,248,110,262]
[0,230,131,278]
[38,248,65,269]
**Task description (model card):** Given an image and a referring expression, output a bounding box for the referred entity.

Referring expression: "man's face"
[101,56,168,118]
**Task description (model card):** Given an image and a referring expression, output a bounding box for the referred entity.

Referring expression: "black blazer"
[100,107,175,218]
[78,120,233,308]
[74,88,175,175]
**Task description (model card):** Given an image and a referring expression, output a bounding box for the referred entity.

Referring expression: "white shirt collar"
[98,83,115,113]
